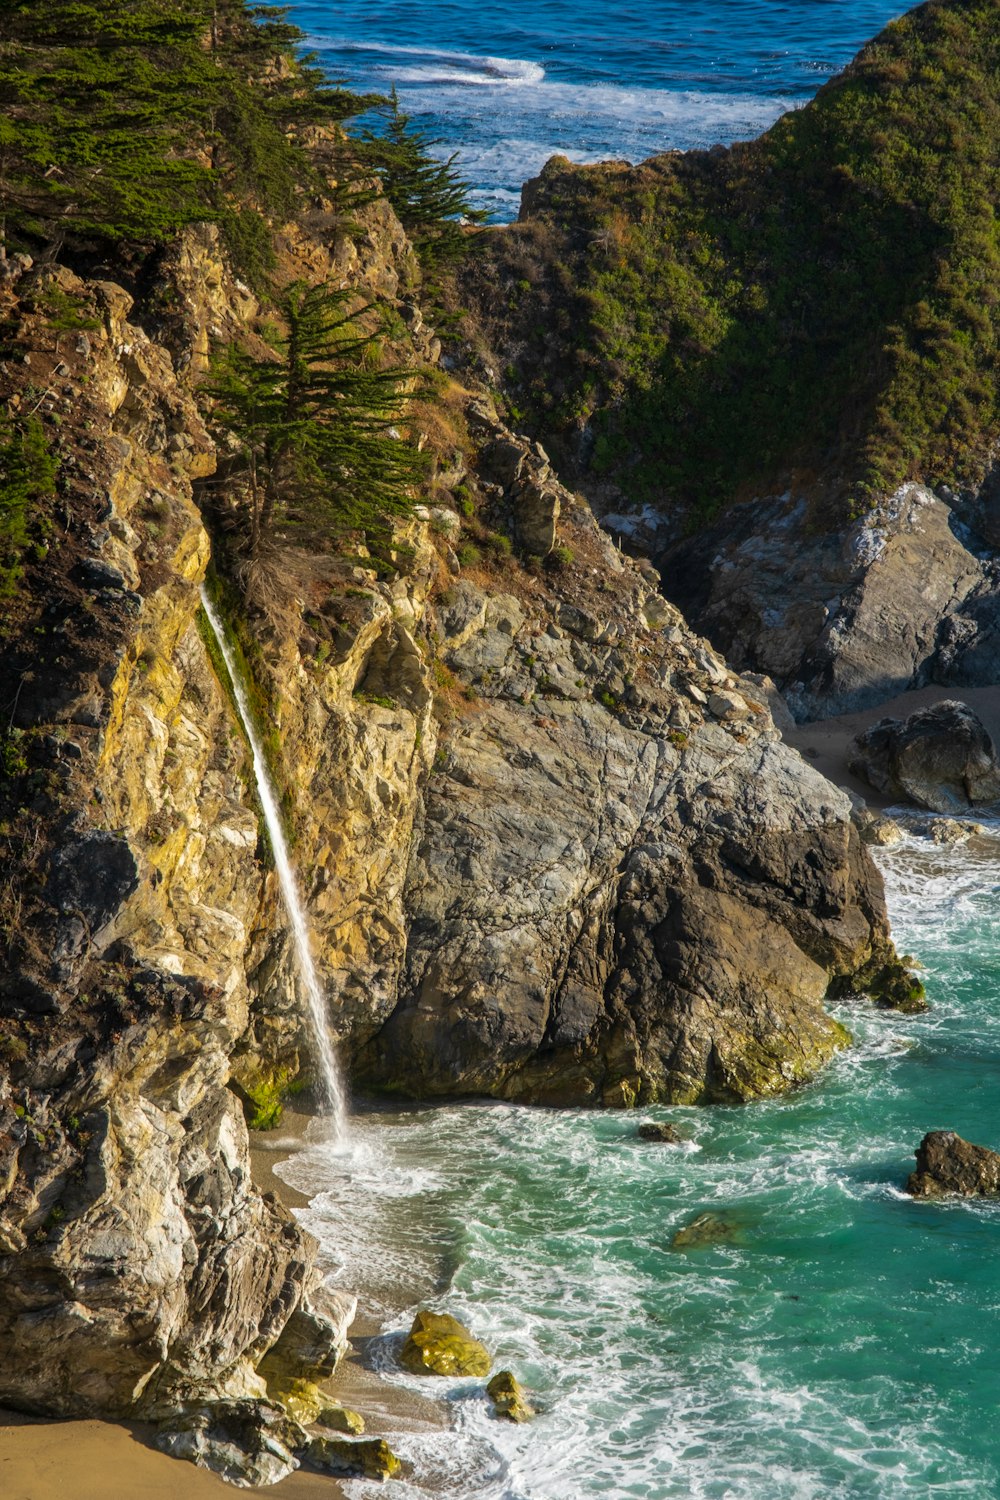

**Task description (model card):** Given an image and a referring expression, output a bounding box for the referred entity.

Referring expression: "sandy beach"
[0,1108,446,1499]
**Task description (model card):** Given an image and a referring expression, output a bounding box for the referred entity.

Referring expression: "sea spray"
[200,586,348,1138]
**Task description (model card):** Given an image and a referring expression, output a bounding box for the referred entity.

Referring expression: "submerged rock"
[307,1435,401,1481]
[638,1122,683,1143]
[399,1310,492,1378]
[906,1131,1000,1198]
[671,1212,741,1250]
[854,808,904,847]
[849,701,1000,813]
[487,1370,535,1423]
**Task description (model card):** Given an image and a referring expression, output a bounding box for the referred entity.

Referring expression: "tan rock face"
[0,263,342,1440]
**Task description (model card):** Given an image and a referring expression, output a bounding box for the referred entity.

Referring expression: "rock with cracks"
[906,1131,1000,1198]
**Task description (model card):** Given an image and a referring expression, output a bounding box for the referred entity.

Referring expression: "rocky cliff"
[0,148,915,1478]
[455,0,1000,721]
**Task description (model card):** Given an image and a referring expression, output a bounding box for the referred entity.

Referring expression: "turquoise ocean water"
[278,830,1000,1498]
[286,0,908,218]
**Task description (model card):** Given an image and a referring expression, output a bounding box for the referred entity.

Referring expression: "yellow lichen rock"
[399,1310,491,1378]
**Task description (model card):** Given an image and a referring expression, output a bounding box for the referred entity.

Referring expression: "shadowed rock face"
[849,700,1000,813]
[906,1131,1000,1198]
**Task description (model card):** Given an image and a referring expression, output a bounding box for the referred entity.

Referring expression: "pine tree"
[207,279,425,562]
[360,89,486,272]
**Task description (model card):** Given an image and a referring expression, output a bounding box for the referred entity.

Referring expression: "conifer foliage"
[0,0,372,263]
[361,89,486,272]
[207,280,425,560]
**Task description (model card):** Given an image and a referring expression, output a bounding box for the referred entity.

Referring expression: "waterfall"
[200,586,348,1140]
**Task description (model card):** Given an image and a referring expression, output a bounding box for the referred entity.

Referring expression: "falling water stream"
[200,586,348,1139]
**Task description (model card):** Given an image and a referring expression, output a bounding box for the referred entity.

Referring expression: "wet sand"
[783,684,1000,806]
[1,1107,446,1498]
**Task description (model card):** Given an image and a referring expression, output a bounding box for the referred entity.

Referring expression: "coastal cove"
[270,821,1000,1499]
[4,1,1000,1496]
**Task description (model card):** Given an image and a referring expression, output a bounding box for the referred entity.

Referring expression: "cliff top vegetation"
[457,0,1000,523]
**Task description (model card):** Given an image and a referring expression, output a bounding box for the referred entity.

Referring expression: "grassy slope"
[458,0,1000,524]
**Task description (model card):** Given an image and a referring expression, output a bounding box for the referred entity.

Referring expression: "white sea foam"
[307,33,796,217]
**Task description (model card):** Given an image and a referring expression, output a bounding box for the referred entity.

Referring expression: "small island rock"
[848,701,1000,813]
[906,1130,1000,1197]
[399,1310,492,1378]
[671,1212,740,1250]
[638,1121,682,1143]
[487,1370,535,1423]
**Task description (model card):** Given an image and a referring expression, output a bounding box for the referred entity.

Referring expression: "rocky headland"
[0,0,982,1487]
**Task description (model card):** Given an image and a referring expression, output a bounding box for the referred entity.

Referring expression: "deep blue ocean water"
[286,0,908,217]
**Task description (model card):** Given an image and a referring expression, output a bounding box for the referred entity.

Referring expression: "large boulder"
[399,1310,492,1378]
[848,700,1000,812]
[906,1131,1000,1197]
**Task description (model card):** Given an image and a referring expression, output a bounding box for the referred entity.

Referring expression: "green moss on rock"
[316,1403,365,1435]
[307,1436,401,1480]
[486,1370,535,1423]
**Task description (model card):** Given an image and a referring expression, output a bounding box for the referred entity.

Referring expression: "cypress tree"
[0,0,378,264]
[207,279,425,563]
[360,88,486,272]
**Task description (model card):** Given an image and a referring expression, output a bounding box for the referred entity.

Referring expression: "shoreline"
[5,684,991,1499]
[0,1108,447,1500]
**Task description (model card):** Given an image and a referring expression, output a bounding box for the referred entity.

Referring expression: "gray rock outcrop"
[906,1131,1000,1197]
[652,483,1000,721]
[348,466,910,1104]
[848,700,1000,812]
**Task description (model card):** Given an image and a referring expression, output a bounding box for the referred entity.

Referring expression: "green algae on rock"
[637,1122,683,1143]
[671,1212,743,1251]
[399,1310,492,1378]
[307,1435,402,1481]
[316,1403,366,1435]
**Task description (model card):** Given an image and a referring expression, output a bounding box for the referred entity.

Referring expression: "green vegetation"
[0,416,57,600]
[207,278,426,560]
[360,89,487,276]
[0,0,375,274]
[240,1065,299,1130]
[467,0,1000,520]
